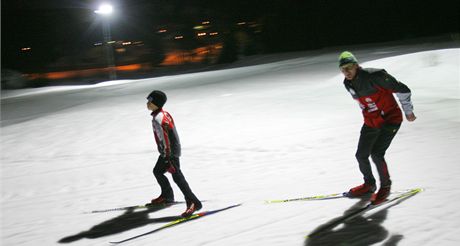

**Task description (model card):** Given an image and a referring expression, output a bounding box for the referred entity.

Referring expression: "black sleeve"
[373,70,411,93]
[374,70,414,114]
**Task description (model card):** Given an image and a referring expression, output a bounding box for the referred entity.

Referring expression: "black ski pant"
[355,123,400,187]
[153,156,200,204]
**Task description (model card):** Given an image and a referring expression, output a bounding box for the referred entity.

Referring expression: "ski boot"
[148,196,174,206]
[371,185,391,205]
[344,183,376,197]
[181,200,202,217]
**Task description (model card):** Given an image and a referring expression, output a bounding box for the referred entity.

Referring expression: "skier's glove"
[165,158,177,174]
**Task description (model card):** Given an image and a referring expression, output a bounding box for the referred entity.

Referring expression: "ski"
[266,193,343,203]
[85,201,185,214]
[265,188,417,204]
[306,188,423,238]
[109,203,242,244]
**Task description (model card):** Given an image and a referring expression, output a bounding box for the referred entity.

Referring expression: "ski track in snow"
[1,42,459,245]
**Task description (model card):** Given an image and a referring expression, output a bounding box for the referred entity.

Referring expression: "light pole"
[95,3,116,80]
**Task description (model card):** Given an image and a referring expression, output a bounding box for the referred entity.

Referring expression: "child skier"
[339,51,416,205]
[146,90,202,217]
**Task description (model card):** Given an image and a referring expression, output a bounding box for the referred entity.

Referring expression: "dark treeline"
[1,0,459,72]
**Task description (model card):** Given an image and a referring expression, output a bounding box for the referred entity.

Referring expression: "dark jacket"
[344,68,413,128]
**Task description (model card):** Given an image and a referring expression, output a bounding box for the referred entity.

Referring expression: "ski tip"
[407,187,425,195]
[194,203,243,216]
[399,187,424,195]
[215,203,243,211]
[402,187,424,192]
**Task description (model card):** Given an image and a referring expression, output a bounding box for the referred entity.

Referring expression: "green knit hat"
[338,51,358,67]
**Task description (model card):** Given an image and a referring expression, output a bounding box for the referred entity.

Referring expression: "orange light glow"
[27,64,146,81]
[160,44,223,66]
[25,44,224,81]
[117,64,142,71]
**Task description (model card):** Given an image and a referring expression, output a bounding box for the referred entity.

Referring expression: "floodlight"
[95,3,113,15]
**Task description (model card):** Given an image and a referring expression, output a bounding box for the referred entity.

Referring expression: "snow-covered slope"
[1,46,459,246]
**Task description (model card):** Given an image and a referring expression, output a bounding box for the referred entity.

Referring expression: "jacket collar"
[151,108,162,117]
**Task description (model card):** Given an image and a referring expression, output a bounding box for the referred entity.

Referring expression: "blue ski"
[109,204,242,244]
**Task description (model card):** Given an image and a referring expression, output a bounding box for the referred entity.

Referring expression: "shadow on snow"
[304,195,414,246]
[58,206,181,243]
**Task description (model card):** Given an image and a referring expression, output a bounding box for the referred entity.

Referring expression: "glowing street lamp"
[95,3,116,80]
[94,4,113,15]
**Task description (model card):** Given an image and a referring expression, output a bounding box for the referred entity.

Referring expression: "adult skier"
[339,51,416,205]
[146,90,202,217]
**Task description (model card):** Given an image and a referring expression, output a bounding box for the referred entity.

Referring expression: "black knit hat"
[147,90,167,108]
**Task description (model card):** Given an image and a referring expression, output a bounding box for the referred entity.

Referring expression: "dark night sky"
[2,0,270,46]
[2,0,459,71]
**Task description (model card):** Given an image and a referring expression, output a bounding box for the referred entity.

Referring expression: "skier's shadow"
[305,197,404,246]
[58,206,182,243]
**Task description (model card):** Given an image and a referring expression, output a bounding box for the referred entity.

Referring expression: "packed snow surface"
[1,43,459,245]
